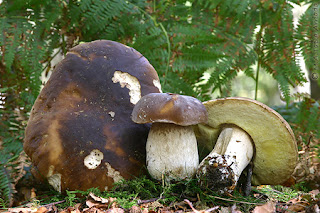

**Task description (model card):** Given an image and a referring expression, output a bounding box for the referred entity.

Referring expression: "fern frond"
[0,159,15,208]
[260,2,307,102]
[295,4,316,73]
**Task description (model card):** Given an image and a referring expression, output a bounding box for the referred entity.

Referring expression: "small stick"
[41,200,66,208]
[184,199,219,213]
[137,197,161,205]
[208,195,264,205]
[242,162,252,196]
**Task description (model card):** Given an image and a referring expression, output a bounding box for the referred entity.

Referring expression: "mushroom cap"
[24,40,161,192]
[195,97,297,185]
[132,93,208,126]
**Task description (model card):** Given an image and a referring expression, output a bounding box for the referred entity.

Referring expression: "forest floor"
[1,176,320,213]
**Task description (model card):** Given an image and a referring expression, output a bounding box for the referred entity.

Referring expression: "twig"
[137,197,161,205]
[206,206,220,212]
[184,199,219,213]
[208,195,264,205]
[184,199,200,213]
[40,200,65,208]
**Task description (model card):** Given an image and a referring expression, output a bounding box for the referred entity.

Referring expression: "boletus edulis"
[24,40,162,192]
[195,97,297,194]
[131,93,208,182]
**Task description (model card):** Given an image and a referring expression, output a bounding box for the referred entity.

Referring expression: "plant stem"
[255,7,263,100]
[255,60,260,100]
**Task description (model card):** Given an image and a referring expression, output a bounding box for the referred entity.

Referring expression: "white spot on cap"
[84,149,104,169]
[153,79,162,93]
[112,71,141,104]
[105,162,124,183]
[108,111,115,118]
[47,165,62,192]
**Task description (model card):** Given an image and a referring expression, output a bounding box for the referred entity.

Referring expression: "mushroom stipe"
[132,93,208,182]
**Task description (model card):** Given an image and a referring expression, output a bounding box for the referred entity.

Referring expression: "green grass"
[23,176,264,211]
[4,176,311,212]
[253,185,299,202]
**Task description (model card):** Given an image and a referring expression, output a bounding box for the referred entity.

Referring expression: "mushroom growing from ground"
[195,97,297,194]
[24,40,162,192]
[131,93,208,181]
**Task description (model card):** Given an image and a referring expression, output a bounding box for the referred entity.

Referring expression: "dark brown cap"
[24,40,161,192]
[132,93,208,126]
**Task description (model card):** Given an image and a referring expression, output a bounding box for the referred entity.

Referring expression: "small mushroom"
[195,97,297,194]
[24,40,161,192]
[131,93,208,181]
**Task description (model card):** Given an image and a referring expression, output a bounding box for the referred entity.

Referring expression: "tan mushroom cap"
[195,97,297,185]
[132,93,208,126]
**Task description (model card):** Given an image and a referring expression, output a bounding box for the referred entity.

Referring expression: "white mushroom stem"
[146,123,199,182]
[197,125,254,194]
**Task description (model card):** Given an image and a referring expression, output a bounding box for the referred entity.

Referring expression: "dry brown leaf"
[309,189,320,197]
[6,207,36,213]
[84,207,101,213]
[139,200,163,211]
[140,208,149,213]
[88,193,109,204]
[252,202,276,213]
[35,207,48,213]
[129,206,142,213]
[285,202,308,212]
[85,200,98,209]
[85,192,119,211]
[106,208,125,213]
[171,201,188,211]
[109,198,119,209]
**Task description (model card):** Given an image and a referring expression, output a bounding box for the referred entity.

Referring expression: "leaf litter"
[2,188,320,213]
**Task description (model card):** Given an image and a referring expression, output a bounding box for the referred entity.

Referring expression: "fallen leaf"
[6,208,36,213]
[140,200,163,211]
[85,200,98,209]
[129,206,142,213]
[309,189,320,197]
[88,192,109,204]
[106,207,125,213]
[285,202,308,212]
[83,207,105,213]
[252,202,276,213]
[35,207,48,213]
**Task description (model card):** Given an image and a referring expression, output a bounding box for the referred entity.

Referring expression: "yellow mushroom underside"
[196,97,297,185]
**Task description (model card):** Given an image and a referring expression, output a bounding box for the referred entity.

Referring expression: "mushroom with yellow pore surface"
[195,97,298,194]
[132,93,208,181]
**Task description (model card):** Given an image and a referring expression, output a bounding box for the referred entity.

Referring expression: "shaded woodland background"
[0,0,319,208]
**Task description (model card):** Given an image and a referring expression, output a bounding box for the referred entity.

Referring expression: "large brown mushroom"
[24,40,162,192]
